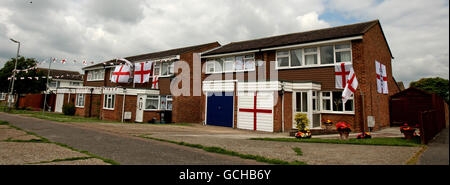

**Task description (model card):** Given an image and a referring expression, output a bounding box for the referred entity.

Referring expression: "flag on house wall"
[134,62,152,84]
[111,64,131,83]
[375,61,388,94]
[335,62,352,89]
[151,75,159,89]
[342,65,358,104]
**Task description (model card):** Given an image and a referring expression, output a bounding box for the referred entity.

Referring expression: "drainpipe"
[121,87,126,123]
[280,83,285,132]
[88,88,93,117]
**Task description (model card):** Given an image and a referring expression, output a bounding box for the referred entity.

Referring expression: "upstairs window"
[276,51,289,68]
[290,49,302,67]
[205,54,255,74]
[87,69,105,81]
[304,47,318,65]
[320,45,334,64]
[335,44,351,63]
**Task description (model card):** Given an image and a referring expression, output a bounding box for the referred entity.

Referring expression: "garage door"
[206,92,234,127]
[237,91,273,132]
[55,93,64,113]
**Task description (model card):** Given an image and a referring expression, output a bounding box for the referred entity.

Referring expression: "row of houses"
[2,19,402,133]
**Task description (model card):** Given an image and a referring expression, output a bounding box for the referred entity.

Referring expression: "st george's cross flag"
[375,61,388,94]
[133,61,152,84]
[342,64,358,104]
[151,75,159,89]
[335,62,352,89]
[111,64,131,83]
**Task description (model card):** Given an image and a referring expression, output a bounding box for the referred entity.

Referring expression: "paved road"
[0,113,263,165]
[418,128,449,165]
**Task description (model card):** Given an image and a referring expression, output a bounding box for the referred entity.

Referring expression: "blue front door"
[206,92,234,127]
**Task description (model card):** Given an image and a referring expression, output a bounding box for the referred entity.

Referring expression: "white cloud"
[0,0,447,87]
[296,12,330,31]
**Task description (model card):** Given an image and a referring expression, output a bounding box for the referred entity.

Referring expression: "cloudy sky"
[0,0,448,86]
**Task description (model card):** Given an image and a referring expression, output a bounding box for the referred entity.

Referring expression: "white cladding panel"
[237,91,274,132]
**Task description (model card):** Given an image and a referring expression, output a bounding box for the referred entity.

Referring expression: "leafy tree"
[410,77,449,103]
[0,57,46,107]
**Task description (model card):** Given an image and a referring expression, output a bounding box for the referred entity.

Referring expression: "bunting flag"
[82,60,87,65]
[133,62,152,84]
[151,75,159,89]
[52,58,57,63]
[111,65,131,83]
[335,62,352,89]
[342,64,358,104]
[61,59,66,64]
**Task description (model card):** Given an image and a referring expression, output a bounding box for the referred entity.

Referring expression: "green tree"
[410,77,449,103]
[0,57,46,107]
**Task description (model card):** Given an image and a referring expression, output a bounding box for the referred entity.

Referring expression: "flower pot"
[339,131,349,140]
[403,131,415,140]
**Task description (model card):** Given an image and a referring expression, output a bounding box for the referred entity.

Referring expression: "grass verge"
[138,135,307,165]
[250,137,423,147]
[1,120,120,165]
[292,147,303,156]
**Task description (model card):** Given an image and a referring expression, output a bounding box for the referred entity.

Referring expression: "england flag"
[134,62,152,84]
[111,65,131,83]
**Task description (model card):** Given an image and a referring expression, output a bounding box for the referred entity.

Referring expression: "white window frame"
[223,57,235,73]
[275,42,352,70]
[335,43,352,63]
[103,94,115,110]
[75,94,85,108]
[205,54,256,74]
[0,93,6,100]
[87,69,105,81]
[166,95,173,110]
[320,91,354,114]
[144,95,160,111]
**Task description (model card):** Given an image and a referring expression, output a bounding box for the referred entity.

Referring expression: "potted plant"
[356,132,372,139]
[322,119,334,130]
[295,113,312,139]
[400,123,418,140]
[335,122,351,140]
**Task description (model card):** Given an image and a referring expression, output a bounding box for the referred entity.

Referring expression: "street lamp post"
[8,38,20,109]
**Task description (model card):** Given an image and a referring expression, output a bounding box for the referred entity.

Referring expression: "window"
[304,47,318,65]
[322,92,331,111]
[206,54,255,74]
[332,91,344,111]
[87,69,105,81]
[224,57,234,72]
[161,62,168,76]
[290,49,302,67]
[160,96,167,110]
[206,61,215,73]
[244,55,255,70]
[0,93,6,100]
[235,56,244,71]
[312,91,320,111]
[276,51,289,68]
[295,92,308,113]
[166,95,173,110]
[145,95,159,110]
[49,81,58,88]
[275,42,352,70]
[335,44,351,63]
[103,94,115,109]
[75,94,84,107]
[70,82,81,86]
[320,45,334,64]
[321,91,354,113]
[153,63,160,76]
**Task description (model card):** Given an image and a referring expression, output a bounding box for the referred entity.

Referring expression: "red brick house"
[200,20,401,132]
[78,42,220,123]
